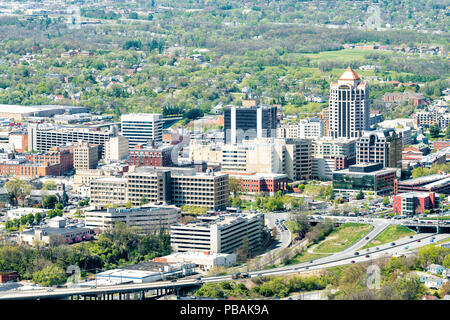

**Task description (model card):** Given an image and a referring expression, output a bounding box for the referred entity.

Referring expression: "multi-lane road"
[1,213,449,300]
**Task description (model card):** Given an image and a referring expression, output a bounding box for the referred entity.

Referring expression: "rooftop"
[339,66,361,81]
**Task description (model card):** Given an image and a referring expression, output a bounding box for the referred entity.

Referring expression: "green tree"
[42,180,57,190]
[429,124,440,138]
[5,178,32,206]
[42,195,58,209]
[140,196,148,206]
[32,265,67,286]
[355,190,365,200]
[382,197,390,206]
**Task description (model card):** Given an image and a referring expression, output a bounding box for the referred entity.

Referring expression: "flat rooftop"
[398,174,450,186]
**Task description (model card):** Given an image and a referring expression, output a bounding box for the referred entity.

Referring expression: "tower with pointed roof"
[328,67,369,139]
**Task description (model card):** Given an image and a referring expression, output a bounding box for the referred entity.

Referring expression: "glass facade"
[332,172,375,191]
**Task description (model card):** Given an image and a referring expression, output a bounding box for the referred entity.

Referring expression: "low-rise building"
[332,163,398,196]
[222,172,288,194]
[89,177,128,205]
[156,251,237,272]
[105,136,129,162]
[19,216,94,246]
[393,192,440,215]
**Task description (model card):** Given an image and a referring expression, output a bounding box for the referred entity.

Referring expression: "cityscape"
[0,0,449,307]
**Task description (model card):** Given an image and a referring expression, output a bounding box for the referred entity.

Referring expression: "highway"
[1,213,449,300]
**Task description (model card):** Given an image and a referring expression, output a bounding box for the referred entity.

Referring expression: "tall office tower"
[356,128,403,168]
[223,105,277,144]
[105,136,129,162]
[328,67,369,139]
[121,113,163,148]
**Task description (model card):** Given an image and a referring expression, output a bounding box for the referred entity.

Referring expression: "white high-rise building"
[328,67,369,139]
[121,113,163,148]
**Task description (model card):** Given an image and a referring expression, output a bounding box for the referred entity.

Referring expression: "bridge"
[0,279,203,301]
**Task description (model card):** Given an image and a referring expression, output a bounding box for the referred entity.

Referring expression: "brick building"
[128,144,174,167]
[393,192,439,215]
[25,146,74,175]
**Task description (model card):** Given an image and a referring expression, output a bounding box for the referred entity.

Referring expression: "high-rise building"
[105,136,129,162]
[74,142,99,170]
[223,105,277,144]
[121,114,163,148]
[328,67,369,139]
[356,128,402,168]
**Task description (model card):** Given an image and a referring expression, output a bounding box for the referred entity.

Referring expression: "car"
[365,255,370,258]
[47,288,54,292]
[354,252,359,255]
[351,260,355,264]
[293,266,300,270]
[170,279,177,282]
[405,246,409,249]
[365,237,370,240]
[375,247,380,250]
[196,277,202,280]
[391,242,396,246]
[409,235,414,239]
[305,266,309,270]
[417,239,421,242]
[309,260,313,263]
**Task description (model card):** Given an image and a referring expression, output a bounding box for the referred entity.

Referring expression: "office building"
[25,146,74,175]
[223,105,277,144]
[223,172,288,195]
[125,167,229,210]
[332,163,397,196]
[84,204,180,233]
[121,113,163,148]
[328,67,369,139]
[90,177,128,205]
[393,192,439,216]
[129,144,174,167]
[311,137,356,180]
[356,128,402,168]
[170,213,264,254]
[189,139,223,165]
[278,118,324,139]
[284,138,312,181]
[105,136,129,162]
[27,123,115,156]
[74,142,99,170]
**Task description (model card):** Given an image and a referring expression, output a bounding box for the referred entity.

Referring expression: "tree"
[355,190,365,200]
[55,202,64,210]
[42,180,57,190]
[125,200,133,209]
[446,125,450,139]
[382,197,390,206]
[26,213,34,225]
[32,265,67,286]
[42,195,58,209]
[5,178,32,206]
[140,196,148,206]
[429,124,440,138]
[229,177,241,197]
[35,212,42,224]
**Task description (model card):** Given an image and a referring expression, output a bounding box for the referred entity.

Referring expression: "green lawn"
[313,223,373,253]
[286,250,328,265]
[361,225,415,249]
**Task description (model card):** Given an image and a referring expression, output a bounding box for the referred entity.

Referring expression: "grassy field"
[313,223,373,254]
[302,49,389,62]
[286,250,328,265]
[361,225,415,249]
